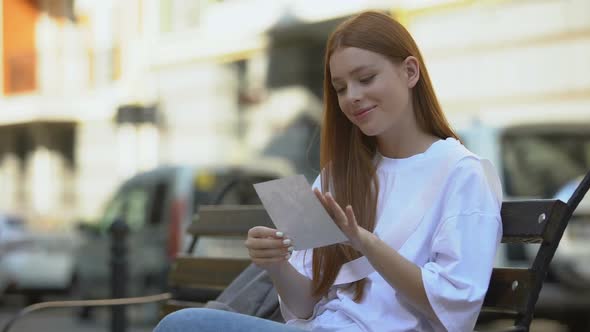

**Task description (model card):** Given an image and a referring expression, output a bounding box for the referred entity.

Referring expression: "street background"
[1,0,590,331]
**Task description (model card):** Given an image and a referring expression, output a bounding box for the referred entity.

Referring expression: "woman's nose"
[346,84,362,104]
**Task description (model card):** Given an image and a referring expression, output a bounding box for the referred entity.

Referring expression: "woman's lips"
[354,106,375,120]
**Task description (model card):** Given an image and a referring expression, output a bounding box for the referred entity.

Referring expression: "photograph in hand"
[253,175,347,250]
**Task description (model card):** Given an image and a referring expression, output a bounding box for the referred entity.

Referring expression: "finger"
[345,205,358,227]
[326,192,348,227]
[313,189,332,216]
[245,237,292,250]
[249,246,293,259]
[248,226,284,239]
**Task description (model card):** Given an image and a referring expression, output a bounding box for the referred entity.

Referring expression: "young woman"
[154,11,502,332]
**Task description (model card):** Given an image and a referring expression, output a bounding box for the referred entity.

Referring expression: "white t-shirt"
[279,138,503,332]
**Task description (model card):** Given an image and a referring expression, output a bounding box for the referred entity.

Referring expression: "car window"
[99,189,150,231]
[99,194,126,231]
[125,190,150,230]
[501,132,590,198]
[190,172,275,208]
[148,182,169,225]
[212,175,277,205]
[190,172,286,258]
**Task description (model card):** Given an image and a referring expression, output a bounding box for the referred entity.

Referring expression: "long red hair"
[314,11,458,302]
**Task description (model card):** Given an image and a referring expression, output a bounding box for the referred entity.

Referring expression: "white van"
[453,111,590,288]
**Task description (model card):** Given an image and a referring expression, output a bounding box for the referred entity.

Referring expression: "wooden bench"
[160,205,273,317]
[3,170,589,332]
[158,169,590,332]
[475,169,590,331]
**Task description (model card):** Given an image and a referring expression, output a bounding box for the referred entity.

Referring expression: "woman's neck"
[376,120,439,159]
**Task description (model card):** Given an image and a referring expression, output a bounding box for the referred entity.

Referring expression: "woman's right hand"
[245,226,294,269]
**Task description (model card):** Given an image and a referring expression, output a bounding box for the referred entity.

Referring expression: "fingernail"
[275,231,284,237]
[326,192,332,198]
[283,239,292,245]
[288,246,294,252]
[285,253,291,259]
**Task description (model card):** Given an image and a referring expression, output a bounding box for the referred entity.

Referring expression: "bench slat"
[500,199,567,243]
[165,206,266,311]
[482,267,536,314]
[194,201,568,243]
[169,256,251,288]
[188,205,273,236]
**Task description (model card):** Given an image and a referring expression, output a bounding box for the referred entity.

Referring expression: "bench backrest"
[187,205,273,238]
[166,170,590,331]
[167,205,273,304]
[480,170,590,330]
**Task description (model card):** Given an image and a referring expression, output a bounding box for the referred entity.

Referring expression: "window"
[124,190,150,230]
[99,194,126,231]
[99,189,150,231]
[148,182,169,225]
[160,0,206,33]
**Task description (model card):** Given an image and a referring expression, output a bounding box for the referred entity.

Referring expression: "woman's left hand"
[313,188,370,252]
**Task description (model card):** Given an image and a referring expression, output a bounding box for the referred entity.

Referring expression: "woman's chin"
[357,125,380,137]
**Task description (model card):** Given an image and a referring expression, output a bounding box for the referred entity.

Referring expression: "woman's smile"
[353,105,376,121]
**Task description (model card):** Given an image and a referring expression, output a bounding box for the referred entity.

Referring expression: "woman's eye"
[360,75,375,84]
[335,87,346,95]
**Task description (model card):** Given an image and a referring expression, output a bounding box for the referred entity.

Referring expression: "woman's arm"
[357,231,440,322]
[245,226,320,319]
[266,260,321,319]
[314,190,439,321]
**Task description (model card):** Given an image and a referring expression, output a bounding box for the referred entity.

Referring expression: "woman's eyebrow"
[331,65,375,84]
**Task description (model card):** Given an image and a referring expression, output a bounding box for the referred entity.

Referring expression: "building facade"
[1,0,589,229]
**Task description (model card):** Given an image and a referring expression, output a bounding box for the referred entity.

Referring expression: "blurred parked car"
[458,116,590,276]
[0,214,77,303]
[73,159,294,318]
[455,113,590,322]
[0,214,27,296]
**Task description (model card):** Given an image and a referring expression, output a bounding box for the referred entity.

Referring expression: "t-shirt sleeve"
[421,157,503,332]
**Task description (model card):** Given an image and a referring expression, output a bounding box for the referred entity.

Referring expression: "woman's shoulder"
[442,140,498,178]
[448,143,500,180]
[443,147,503,210]
[422,137,484,169]
[451,152,488,174]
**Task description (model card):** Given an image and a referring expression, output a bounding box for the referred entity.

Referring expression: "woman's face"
[329,47,419,138]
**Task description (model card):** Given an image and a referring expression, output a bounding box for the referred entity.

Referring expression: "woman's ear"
[403,56,420,89]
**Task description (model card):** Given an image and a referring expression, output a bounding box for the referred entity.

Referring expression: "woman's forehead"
[329,47,389,79]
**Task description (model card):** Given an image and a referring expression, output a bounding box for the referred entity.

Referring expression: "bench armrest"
[1,292,171,332]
